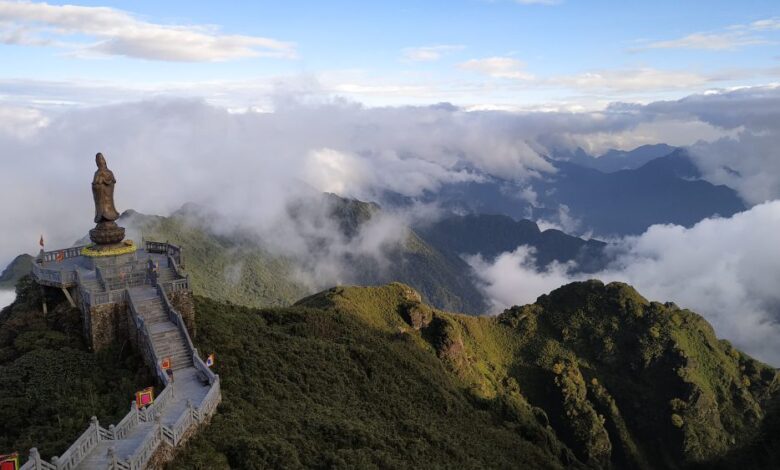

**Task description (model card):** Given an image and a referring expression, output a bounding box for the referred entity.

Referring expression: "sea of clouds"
[468,201,780,365]
[1,85,779,362]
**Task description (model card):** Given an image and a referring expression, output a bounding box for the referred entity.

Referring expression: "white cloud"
[748,17,780,31]
[638,17,780,52]
[458,57,534,80]
[0,97,560,269]
[536,204,583,234]
[467,247,574,309]
[0,86,779,364]
[402,45,464,62]
[0,104,49,137]
[551,68,710,92]
[641,32,770,51]
[469,201,780,365]
[563,118,740,155]
[0,0,296,61]
[0,290,14,309]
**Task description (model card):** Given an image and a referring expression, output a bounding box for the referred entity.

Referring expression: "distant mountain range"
[559,143,678,173]
[122,196,490,314]
[2,192,612,315]
[389,146,746,237]
[416,213,608,272]
[538,149,745,235]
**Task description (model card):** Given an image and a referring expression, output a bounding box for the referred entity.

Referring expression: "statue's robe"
[92,169,120,223]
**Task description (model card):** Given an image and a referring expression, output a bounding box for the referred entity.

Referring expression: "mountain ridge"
[2,272,777,469]
[172,280,778,469]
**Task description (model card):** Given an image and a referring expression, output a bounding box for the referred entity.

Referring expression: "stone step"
[153,339,189,352]
[151,329,180,340]
[141,312,167,319]
[141,304,165,311]
[153,349,193,369]
[139,306,164,313]
[144,316,169,324]
[157,349,191,363]
[140,307,165,314]
[152,337,184,347]
[155,343,189,353]
[153,334,186,344]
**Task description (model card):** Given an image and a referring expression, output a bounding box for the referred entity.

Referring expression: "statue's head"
[96,152,107,170]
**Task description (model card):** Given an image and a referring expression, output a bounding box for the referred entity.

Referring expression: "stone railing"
[19,448,56,470]
[31,263,78,288]
[20,416,104,470]
[144,241,183,268]
[21,278,219,470]
[139,385,173,423]
[167,401,195,446]
[128,293,170,387]
[32,245,84,287]
[82,288,127,309]
[196,375,221,420]
[164,254,190,293]
[37,245,86,264]
[110,402,140,440]
[116,419,161,470]
[158,285,196,355]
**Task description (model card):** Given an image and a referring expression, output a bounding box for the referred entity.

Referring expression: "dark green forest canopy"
[171,281,779,470]
[1,275,777,469]
[0,277,151,459]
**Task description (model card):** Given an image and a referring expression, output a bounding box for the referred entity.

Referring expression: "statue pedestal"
[89,221,125,245]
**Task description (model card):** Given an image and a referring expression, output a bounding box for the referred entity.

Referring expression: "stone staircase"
[155,266,179,286]
[22,284,221,470]
[134,290,193,372]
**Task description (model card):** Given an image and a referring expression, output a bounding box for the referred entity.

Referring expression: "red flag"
[39,235,44,249]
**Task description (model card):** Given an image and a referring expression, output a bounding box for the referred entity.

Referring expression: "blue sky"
[0,0,779,109]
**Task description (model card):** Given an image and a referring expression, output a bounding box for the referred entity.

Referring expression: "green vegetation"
[168,281,778,469]
[0,277,151,459]
[125,209,309,309]
[125,196,487,313]
[2,272,776,469]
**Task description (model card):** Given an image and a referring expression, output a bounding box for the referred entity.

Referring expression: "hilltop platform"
[24,240,220,470]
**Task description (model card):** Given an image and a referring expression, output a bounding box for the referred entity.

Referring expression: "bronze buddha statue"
[89,153,126,246]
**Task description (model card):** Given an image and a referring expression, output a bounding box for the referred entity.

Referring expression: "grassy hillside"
[0,277,150,459]
[170,281,778,469]
[123,210,309,309]
[124,196,487,313]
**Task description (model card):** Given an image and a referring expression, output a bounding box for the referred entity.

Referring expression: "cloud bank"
[1,85,780,364]
[470,201,780,365]
[0,0,295,61]
[3,85,780,266]
[0,290,14,310]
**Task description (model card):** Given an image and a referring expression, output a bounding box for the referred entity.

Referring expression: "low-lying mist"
[469,201,780,365]
[0,290,15,310]
[2,86,780,363]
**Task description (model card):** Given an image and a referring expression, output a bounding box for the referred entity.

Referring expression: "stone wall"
[88,302,129,351]
[169,290,196,339]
